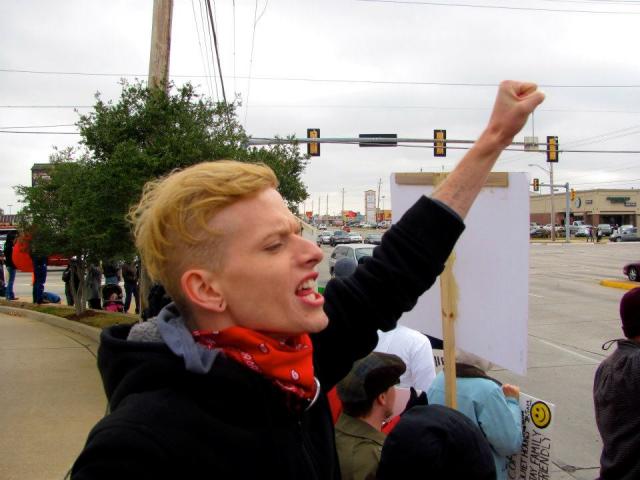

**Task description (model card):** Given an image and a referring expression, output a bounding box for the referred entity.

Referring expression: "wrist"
[476,126,512,153]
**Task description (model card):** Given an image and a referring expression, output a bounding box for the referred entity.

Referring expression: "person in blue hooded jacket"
[428,349,522,480]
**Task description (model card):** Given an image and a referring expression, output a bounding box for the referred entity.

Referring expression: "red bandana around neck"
[192,326,317,402]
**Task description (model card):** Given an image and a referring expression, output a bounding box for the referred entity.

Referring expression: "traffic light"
[546,136,559,163]
[533,178,539,192]
[434,129,446,157]
[307,128,320,157]
[571,189,576,201]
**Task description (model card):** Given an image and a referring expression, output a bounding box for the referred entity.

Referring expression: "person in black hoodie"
[71,81,544,479]
[594,287,640,480]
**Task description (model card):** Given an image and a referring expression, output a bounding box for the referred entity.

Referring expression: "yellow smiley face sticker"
[530,401,552,429]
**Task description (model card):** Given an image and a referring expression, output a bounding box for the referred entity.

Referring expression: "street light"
[529,163,556,241]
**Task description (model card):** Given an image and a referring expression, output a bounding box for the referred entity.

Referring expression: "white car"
[329,244,376,276]
[348,233,363,243]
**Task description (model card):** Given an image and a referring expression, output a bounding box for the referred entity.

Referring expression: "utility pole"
[318,196,321,224]
[148,0,174,92]
[341,188,345,223]
[550,162,556,241]
[140,0,174,318]
[326,194,328,223]
[377,178,382,222]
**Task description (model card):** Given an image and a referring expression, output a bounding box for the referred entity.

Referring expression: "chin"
[306,312,330,334]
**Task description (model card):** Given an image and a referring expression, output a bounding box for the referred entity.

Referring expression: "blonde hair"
[128,160,278,306]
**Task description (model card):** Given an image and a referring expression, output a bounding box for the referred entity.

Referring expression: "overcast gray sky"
[1,0,640,215]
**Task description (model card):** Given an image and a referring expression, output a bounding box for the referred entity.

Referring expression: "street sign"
[434,129,446,157]
[307,128,320,156]
[358,133,397,147]
[524,136,539,151]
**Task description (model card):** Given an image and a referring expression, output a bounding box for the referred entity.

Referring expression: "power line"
[0,123,76,129]
[0,105,93,109]
[356,0,640,14]
[0,130,79,135]
[573,177,640,186]
[2,102,640,115]
[199,0,219,100]
[2,68,640,88]
[233,0,237,95]
[191,0,214,98]
[205,0,227,103]
[245,1,259,126]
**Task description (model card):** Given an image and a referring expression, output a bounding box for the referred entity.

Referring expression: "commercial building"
[530,188,639,227]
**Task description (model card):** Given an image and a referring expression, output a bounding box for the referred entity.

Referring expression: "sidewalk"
[0,309,105,480]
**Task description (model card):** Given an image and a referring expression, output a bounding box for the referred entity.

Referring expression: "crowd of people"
[1,233,140,313]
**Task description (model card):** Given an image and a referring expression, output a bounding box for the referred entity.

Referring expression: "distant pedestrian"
[31,254,48,304]
[594,287,640,480]
[121,260,140,314]
[3,231,18,300]
[102,260,120,285]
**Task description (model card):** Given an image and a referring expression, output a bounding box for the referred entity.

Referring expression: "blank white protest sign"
[390,172,529,375]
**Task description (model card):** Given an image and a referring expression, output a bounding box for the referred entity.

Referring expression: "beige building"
[530,188,640,227]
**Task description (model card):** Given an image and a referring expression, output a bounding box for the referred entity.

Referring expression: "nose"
[298,235,323,267]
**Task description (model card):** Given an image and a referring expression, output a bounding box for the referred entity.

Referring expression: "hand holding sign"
[502,384,521,401]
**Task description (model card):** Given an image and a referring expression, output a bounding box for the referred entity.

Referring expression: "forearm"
[431,129,504,219]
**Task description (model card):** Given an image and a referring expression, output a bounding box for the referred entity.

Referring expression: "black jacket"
[71,196,464,479]
[3,234,15,269]
[594,339,640,480]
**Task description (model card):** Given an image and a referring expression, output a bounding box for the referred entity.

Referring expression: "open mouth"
[296,277,324,305]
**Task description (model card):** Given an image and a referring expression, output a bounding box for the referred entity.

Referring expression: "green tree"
[16,81,309,314]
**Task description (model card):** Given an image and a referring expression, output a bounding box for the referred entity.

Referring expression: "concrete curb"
[600,279,638,291]
[0,306,101,342]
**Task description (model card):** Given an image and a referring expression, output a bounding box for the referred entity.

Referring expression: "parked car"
[364,233,383,245]
[348,233,363,243]
[377,220,391,229]
[597,224,613,236]
[329,244,376,276]
[575,225,593,237]
[568,220,586,234]
[543,224,565,234]
[530,226,547,238]
[317,224,327,230]
[329,230,352,246]
[316,232,332,246]
[610,226,640,242]
[624,261,640,281]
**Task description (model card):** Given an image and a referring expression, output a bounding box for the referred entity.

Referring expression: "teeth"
[297,279,316,291]
[304,293,316,301]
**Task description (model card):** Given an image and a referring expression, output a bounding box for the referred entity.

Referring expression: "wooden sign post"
[440,252,459,409]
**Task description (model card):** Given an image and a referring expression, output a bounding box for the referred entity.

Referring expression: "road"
[7,233,639,479]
